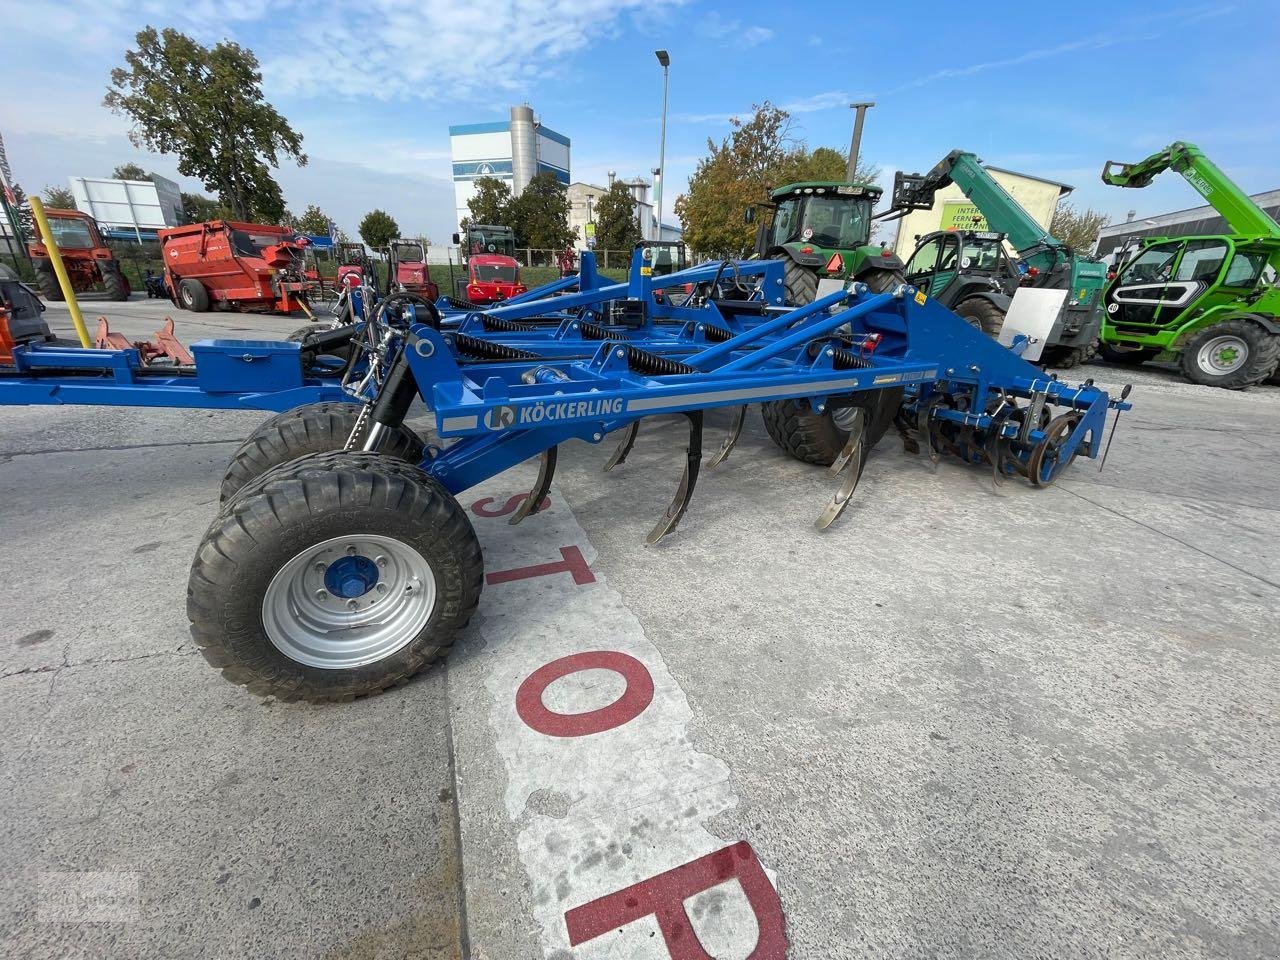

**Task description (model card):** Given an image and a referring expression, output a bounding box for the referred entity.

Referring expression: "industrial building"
[567,175,682,253]
[449,105,570,233]
[891,165,1071,257]
[1093,188,1280,260]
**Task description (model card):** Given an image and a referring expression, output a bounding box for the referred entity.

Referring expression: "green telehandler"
[748,180,907,304]
[882,150,1109,366]
[1099,141,1280,389]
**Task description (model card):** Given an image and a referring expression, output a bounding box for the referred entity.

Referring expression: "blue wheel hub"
[324,555,380,599]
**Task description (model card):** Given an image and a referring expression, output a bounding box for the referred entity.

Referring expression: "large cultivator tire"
[188,452,483,703]
[761,388,904,468]
[219,402,425,504]
[1179,319,1280,390]
[33,262,63,301]
[101,264,128,301]
[860,268,905,293]
[955,297,1006,337]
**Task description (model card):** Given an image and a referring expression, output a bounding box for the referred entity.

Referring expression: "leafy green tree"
[42,185,76,209]
[1051,201,1110,252]
[104,26,306,221]
[594,180,642,258]
[675,103,878,257]
[510,173,575,251]
[465,177,514,228]
[180,191,228,223]
[112,163,151,181]
[294,204,334,236]
[10,184,34,240]
[359,209,399,252]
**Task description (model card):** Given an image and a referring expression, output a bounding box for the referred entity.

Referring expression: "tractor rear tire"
[761,388,903,468]
[1097,343,1158,365]
[219,401,426,504]
[860,268,905,294]
[188,453,483,703]
[179,278,211,312]
[955,297,1006,338]
[33,262,63,301]
[1179,319,1280,390]
[101,264,128,301]
[774,254,818,306]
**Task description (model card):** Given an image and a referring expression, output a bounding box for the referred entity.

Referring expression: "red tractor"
[160,220,311,313]
[28,209,130,302]
[335,241,371,290]
[451,224,526,305]
[388,240,439,301]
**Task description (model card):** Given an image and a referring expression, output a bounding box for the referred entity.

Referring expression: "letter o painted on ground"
[516,651,655,737]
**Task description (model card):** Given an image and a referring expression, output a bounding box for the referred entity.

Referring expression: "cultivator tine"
[1098,384,1133,473]
[706,405,747,468]
[645,411,703,545]
[816,408,866,530]
[894,405,920,455]
[510,446,558,525]
[603,421,640,472]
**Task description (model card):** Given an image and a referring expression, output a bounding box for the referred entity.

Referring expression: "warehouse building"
[449,105,570,233]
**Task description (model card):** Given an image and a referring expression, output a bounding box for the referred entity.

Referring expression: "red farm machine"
[388,239,439,301]
[28,208,130,302]
[159,220,312,314]
[451,224,527,305]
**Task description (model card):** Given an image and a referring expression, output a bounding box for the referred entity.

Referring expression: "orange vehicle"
[389,239,439,301]
[159,220,310,313]
[28,208,130,301]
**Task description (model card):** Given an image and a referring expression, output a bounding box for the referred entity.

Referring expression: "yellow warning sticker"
[640,266,653,277]
[913,290,927,305]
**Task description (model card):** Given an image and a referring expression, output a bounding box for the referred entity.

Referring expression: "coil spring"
[481,315,537,333]
[808,340,873,370]
[701,324,735,343]
[452,332,543,361]
[617,343,698,376]
[577,319,617,340]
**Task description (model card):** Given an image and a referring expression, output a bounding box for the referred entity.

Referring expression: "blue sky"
[3,0,1277,244]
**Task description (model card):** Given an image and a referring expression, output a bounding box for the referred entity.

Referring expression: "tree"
[294,204,334,236]
[675,103,879,258]
[42,185,76,209]
[1051,201,1110,252]
[180,191,228,224]
[104,26,306,221]
[10,184,34,241]
[510,172,575,251]
[466,177,514,228]
[359,209,399,252]
[112,163,151,181]
[593,180,642,258]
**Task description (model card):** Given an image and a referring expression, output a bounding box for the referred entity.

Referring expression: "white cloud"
[261,0,686,102]
[694,12,773,49]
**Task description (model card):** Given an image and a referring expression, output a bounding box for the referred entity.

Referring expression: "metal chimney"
[510,105,537,197]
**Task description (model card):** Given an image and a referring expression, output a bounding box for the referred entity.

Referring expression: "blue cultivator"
[185,249,1132,702]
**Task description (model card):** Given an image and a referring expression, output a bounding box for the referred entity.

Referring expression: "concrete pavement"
[2,296,1277,958]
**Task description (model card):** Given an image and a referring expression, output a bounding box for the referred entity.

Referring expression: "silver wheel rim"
[1196,334,1248,375]
[262,534,436,669]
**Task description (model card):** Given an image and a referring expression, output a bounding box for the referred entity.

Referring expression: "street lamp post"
[654,49,670,241]
[846,101,875,182]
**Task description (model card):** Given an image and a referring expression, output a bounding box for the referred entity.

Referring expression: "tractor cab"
[640,241,688,278]
[903,229,1021,302]
[464,255,526,305]
[749,182,901,304]
[335,242,371,289]
[453,224,517,260]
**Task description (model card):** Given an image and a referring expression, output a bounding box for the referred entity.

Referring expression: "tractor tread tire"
[219,402,425,504]
[1042,341,1097,369]
[775,254,818,306]
[101,265,128,301]
[1179,319,1280,390]
[188,454,483,703]
[860,268,905,294]
[760,389,902,467]
[955,297,1006,337]
[179,278,211,312]
[34,263,63,302]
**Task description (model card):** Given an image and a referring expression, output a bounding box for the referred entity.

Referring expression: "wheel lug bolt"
[376,583,387,593]
[376,556,387,567]
[346,545,358,556]
[316,590,328,600]
[315,561,326,572]
[347,599,358,610]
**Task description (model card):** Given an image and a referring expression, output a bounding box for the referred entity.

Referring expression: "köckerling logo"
[484,398,626,430]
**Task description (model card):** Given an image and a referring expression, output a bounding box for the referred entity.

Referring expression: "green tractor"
[750,181,905,305]
[1100,141,1280,389]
